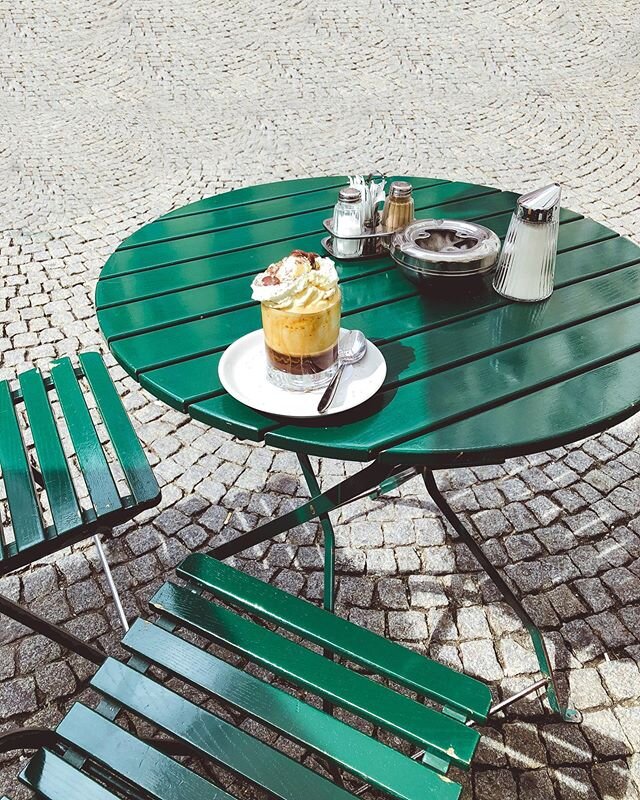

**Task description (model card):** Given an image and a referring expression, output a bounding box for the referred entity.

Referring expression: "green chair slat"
[0,381,45,554]
[385,349,640,466]
[20,749,120,800]
[124,619,460,800]
[103,180,495,277]
[150,581,480,768]
[50,358,122,517]
[267,300,640,461]
[57,704,238,800]
[94,659,358,800]
[79,353,160,506]
[179,553,490,721]
[19,369,83,535]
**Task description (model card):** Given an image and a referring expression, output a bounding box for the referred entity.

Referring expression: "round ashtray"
[389,219,501,287]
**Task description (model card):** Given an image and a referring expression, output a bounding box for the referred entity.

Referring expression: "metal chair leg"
[422,469,581,723]
[93,536,129,632]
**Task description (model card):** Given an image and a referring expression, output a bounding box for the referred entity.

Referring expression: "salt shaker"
[492,183,562,302]
[331,187,364,258]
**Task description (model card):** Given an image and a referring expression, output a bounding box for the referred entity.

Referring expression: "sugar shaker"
[492,183,562,302]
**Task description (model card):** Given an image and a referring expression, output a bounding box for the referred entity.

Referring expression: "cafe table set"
[4,170,640,800]
[92,171,640,724]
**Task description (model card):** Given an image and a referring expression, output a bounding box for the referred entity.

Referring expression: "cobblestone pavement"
[2,0,640,797]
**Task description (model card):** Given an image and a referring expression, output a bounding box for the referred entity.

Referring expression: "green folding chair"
[7,552,547,800]
[0,352,160,664]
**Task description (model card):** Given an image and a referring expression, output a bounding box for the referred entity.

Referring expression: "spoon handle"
[317,362,345,414]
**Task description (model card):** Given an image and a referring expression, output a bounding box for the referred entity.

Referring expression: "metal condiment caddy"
[322,173,408,260]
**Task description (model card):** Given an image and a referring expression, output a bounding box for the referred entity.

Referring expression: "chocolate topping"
[261,275,280,285]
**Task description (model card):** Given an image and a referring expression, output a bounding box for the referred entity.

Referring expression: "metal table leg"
[296,453,337,613]
[211,460,405,561]
[422,469,581,723]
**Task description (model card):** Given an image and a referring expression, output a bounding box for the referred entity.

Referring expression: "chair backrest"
[19,553,493,800]
[0,353,160,574]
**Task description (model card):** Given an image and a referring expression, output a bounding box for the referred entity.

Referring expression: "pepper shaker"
[492,183,562,302]
[381,181,415,232]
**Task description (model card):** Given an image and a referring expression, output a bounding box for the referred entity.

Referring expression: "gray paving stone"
[503,721,546,769]
[540,723,593,765]
[388,610,428,641]
[376,577,408,609]
[0,677,37,718]
[460,640,503,682]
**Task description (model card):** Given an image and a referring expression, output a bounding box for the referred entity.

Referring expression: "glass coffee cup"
[251,250,341,392]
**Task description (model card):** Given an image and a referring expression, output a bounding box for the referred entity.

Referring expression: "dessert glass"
[251,250,342,392]
[261,289,341,391]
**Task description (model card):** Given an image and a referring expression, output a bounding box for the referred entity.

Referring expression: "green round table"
[97,175,640,721]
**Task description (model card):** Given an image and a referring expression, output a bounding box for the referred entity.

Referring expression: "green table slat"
[385,349,640,466]
[94,659,361,800]
[179,552,490,720]
[190,255,640,448]
[79,353,160,506]
[19,368,83,535]
[20,749,121,800]
[0,381,45,553]
[57,704,237,800]
[139,230,640,411]
[154,176,351,220]
[189,392,275,441]
[121,178,449,250]
[346,234,640,346]
[50,359,122,517]
[150,581,480,768]
[102,182,499,277]
[98,176,640,467]
[98,192,525,342]
[123,619,460,800]
[97,233,382,309]
[99,185,522,310]
[104,214,611,377]
[266,302,640,460]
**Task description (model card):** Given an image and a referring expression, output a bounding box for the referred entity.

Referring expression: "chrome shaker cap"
[388,181,413,198]
[338,187,362,204]
[516,183,562,224]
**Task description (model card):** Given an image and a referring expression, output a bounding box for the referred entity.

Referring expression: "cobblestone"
[1,1,640,797]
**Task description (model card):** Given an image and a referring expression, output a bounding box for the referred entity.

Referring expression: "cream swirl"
[251,250,339,311]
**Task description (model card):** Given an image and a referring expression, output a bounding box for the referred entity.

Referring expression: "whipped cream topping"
[251,250,339,310]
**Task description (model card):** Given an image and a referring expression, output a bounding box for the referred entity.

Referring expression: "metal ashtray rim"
[389,219,501,278]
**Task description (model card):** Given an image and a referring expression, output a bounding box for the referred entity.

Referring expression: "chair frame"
[0,354,160,665]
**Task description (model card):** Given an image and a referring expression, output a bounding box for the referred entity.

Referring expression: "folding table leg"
[211,460,398,561]
[422,469,581,723]
[297,453,336,613]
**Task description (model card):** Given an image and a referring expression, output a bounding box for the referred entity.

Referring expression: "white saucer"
[218,328,387,418]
